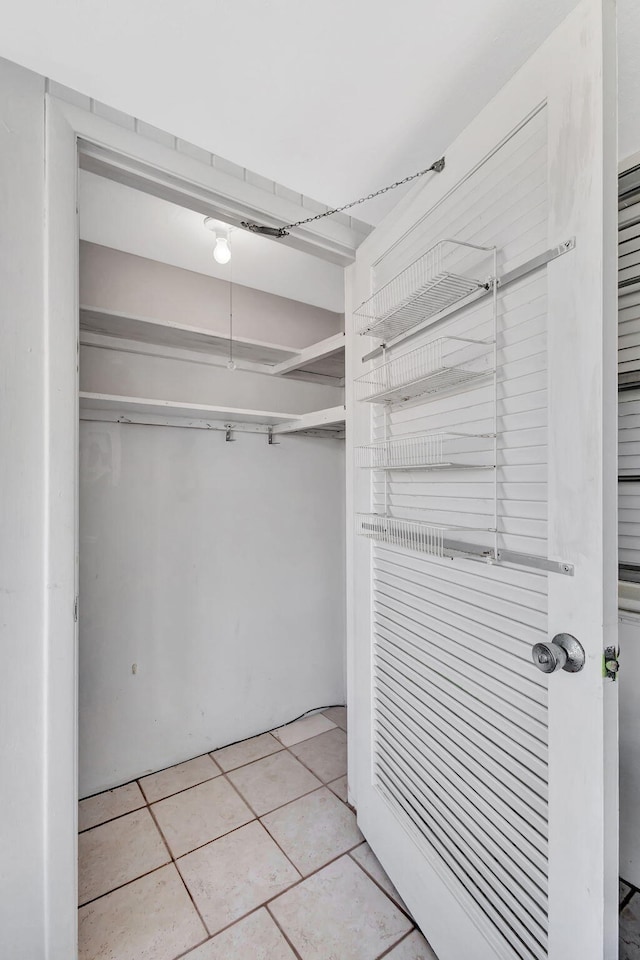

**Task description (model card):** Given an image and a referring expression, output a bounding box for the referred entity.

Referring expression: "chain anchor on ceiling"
[241,155,445,238]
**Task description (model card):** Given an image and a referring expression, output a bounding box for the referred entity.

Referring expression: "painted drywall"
[79,171,346,313]
[80,242,343,348]
[79,420,345,796]
[79,345,343,414]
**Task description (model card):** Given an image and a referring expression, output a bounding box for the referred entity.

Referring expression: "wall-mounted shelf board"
[270,332,345,379]
[80,307,298,366]
[355,337,494,404]
[354,239,494,342]
[80,392,301,428]
[272,405,346,435]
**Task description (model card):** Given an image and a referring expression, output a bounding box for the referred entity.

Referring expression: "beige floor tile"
[621,894,640,960]
[262,787,363,876]
[270,855,412,960]
[78,863,206,960]
[289,728,347,783]
[328,775,348,803]
[323,706,347,731]
[274,713,336,747]
[139,754,221,803]
[227,750,321,816]
[78,782,145,832]
[385,930,439,960]
[350,842,408,913]
[78,807,170,905]
[212,732,283,772]
[152,776,254,858]
[178,820,300,935]
[182,908,297,960]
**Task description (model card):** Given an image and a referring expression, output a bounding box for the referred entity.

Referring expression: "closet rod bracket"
[225,425,236,442]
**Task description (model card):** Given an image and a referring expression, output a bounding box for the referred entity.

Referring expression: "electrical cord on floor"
[274,704,346,730]
[218,704,347,754]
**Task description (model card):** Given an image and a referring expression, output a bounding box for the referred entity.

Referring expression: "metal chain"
[241,156,445,237]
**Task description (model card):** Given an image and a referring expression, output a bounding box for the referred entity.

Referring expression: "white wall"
[79,420,345,796]
[79,243,346,796]
[80,242,343,349]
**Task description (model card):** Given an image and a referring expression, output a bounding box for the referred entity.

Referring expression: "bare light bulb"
[227,359,237,371]
[213,236,231,264]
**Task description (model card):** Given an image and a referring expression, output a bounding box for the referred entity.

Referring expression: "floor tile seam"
[78,803,147,834]
[224,768,325,818]
[168,904,271,960]
[211,743,285,773]
[264,902,307,960]
[262,852,413,960]
[77,860,174,910]
[274,718,339,749]
[620,887,635,912]
[175,856,303,939]
[257,797,363,879]
[146,800,212,936]
[347,849,414,921]
[374,927,418,960]
[167,808,257,861]
[221,772,305,882]
[143,770,227,807]
[282,741,344,786]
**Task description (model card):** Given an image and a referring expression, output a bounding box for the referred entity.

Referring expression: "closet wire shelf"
[355,337,494,404]
[354,239,494,342]
[356,431,495,471]
[356,513,494,559]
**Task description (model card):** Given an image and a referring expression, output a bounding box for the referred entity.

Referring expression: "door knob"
[531,633,585,674]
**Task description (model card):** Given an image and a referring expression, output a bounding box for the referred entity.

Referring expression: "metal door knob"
[531,633,585,674]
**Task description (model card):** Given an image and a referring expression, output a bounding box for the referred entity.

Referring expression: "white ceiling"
[79,171,345,313]
[0,1,592,215]
[3,1,639,222]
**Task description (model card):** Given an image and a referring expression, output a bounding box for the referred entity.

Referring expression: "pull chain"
[241,156,445,237]
[227,231,236,370]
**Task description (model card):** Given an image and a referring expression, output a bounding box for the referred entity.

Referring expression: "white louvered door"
[618,173,640,573]
[345,3,618,959]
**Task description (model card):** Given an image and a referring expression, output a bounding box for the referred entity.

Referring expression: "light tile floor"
[621,878,640,959]
[78,707,439,960]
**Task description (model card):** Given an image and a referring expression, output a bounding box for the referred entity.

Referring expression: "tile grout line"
[375,928,417,960]
[146,790,212,940]
[347,849,414,922]
[78,717,356,956]
[264,903,307,960]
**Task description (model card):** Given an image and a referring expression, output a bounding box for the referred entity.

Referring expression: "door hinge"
[74,596,79,623]
[603,645,619,681]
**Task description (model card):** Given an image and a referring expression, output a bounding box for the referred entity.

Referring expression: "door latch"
[603,645,620,681]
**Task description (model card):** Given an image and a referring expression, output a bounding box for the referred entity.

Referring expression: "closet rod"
[79,412,344,439]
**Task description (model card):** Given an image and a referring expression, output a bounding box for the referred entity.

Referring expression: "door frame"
[41,92,361,959]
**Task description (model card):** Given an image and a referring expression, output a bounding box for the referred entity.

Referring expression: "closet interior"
[77,169,347,798]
